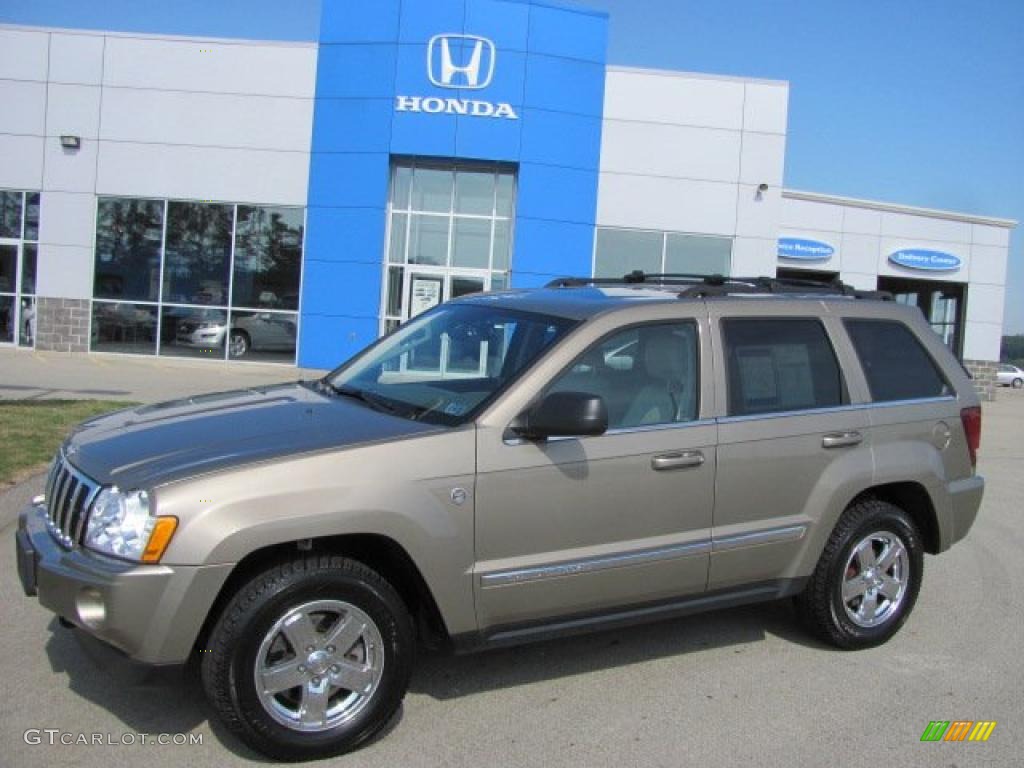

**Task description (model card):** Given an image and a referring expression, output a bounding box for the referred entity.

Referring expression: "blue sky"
[2,0,1021,332]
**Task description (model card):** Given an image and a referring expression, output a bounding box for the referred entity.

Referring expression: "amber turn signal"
[142,516,179,563]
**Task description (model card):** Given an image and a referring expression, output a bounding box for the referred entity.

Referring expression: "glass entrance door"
[382,160,515,334]
[394,271,491,378]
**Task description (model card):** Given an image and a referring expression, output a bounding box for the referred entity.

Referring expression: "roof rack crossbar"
[544,271,893,301]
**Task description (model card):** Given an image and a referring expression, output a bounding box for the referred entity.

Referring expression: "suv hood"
[64,383,444,489]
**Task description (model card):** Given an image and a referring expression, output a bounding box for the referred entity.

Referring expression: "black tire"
[1013,378,1023,389]
[228,329,250,358]
[201,555,414,761]
[796,498,923,649]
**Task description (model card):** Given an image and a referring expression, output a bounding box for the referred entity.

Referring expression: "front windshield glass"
[325,303,577,426]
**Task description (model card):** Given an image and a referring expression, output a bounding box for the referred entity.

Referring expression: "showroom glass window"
[383,159,516,335]
[0,189,40,348]
[594,227,732,278]
[91,198,304,363]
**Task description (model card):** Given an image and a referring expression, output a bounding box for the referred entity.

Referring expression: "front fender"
[153,429,479,638]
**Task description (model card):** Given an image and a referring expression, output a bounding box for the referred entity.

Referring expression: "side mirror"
[512,391,608,440]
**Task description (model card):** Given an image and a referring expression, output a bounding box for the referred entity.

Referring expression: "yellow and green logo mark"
[921,721,997,742]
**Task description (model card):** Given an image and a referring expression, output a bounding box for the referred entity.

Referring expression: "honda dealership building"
[0,0,1015,395]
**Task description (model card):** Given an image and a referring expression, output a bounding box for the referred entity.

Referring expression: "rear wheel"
[796,499,923,649]
[201,555,414,761]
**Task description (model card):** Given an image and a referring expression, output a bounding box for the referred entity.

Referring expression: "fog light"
[76,587,106,627]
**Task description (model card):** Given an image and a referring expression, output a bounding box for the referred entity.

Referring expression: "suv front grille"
[44,452,100,549]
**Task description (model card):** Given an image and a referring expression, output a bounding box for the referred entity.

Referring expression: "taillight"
[960,406,982,469]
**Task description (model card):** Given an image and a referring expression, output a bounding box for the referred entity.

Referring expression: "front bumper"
[16,504,234,665]
[175,330,225,349]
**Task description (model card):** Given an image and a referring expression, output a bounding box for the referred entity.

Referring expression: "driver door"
[473,312,717,633]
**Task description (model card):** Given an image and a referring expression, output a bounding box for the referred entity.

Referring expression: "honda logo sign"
[428,34,496,90]
[396,33,519,121]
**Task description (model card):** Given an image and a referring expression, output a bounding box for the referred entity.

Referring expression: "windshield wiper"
[324,382,401,415]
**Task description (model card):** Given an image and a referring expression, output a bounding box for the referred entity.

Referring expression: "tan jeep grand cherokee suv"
[16,274,984,761]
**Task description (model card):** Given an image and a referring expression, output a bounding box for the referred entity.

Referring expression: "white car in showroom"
[997,364,1024,388]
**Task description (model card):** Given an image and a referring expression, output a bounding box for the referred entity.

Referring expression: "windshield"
[325,303,577,426]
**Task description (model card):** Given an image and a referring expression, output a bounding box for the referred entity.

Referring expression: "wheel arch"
[193,534,451,659]
[848,481,940,554]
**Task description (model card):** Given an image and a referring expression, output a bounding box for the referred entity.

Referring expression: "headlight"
[84,488,178,563]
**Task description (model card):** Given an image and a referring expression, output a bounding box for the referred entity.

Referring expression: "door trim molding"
[479,539,712,588]
[711,524,808,553]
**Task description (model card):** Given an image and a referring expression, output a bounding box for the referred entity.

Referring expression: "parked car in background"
[175,310,297,358]
[997,364,1024,388]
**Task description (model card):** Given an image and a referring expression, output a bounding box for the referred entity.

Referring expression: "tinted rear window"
[844,319,952,402]
[722,318,846,417]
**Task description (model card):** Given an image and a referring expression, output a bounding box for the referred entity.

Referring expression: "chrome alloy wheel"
[841,531,910,628]
[254,600,385,732]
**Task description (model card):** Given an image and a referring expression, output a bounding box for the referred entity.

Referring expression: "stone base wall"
[963,359,998,402]
[34,298,90,353]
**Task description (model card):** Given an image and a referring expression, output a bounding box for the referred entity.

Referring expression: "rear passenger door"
[708,305,873,591]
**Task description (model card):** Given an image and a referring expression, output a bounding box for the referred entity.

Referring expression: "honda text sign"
[396,33,519,120]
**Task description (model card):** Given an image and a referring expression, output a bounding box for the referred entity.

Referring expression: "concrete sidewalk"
[0,348,327,404]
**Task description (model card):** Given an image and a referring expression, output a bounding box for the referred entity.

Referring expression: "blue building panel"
[516,163,599,224]
[464,0,531,53]
[314,44,398,99]
[303,0,609,366]
[398,0,466,43]
[312,99,394,153]
[302,260,385,318]
[520,109,602,169]
[304,207,387,265]
[454,113,522,162]
[318,0,401,44]
[391,108,459,158]
[307,153,391,209]
[298,314,381,370]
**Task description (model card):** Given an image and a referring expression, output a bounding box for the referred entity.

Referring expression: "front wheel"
[228,329,250,358]
[1013,378,1023,389]
[201,555,414,761]
[796,499,923,649]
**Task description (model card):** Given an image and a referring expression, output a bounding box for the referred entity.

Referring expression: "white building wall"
[0,24,317,301]
[597,67,789,276]
[779,191,1014,362]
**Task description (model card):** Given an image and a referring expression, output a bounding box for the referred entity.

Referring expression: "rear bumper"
[945,474,985,549]
[16,504,234,665]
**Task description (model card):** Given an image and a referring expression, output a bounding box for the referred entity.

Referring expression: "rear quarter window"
[722,317,847,417]
[844,319,953,402]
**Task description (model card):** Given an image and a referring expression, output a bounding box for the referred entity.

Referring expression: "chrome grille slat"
[43,450,99,549]
[73,484,102,544]
[66,482,86,540]
[53,473,71,530]
[58,477,79,532]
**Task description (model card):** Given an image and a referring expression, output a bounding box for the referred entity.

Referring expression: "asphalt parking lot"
[1,366,1022,767]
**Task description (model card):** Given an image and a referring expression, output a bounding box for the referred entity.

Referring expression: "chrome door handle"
[822,432,863,449]
[652,452,705,471]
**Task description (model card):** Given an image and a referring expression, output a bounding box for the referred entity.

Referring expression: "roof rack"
[544,271,893,301]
